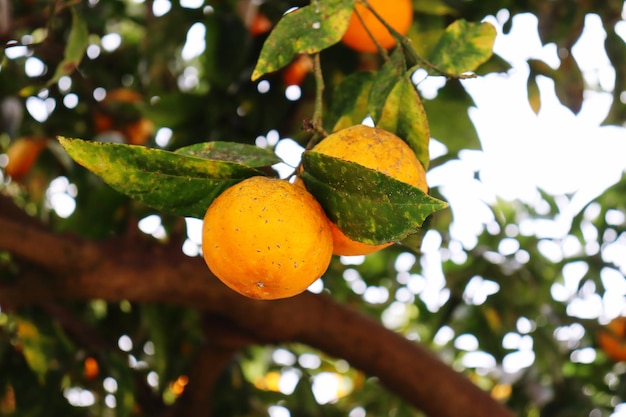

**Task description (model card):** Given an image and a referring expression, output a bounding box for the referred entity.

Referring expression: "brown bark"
[0,197,515,417]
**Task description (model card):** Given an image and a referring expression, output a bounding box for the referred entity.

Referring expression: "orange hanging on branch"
[341,0,413,53]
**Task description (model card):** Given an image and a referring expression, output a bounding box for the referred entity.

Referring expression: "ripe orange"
[4,137,47,180]
[282,54,314,87]
[597,316,626,361]
[93,88,152,145]
[312,124,427,256]
[123,118,154,146]
[202,176,333,300]
[249,12,272,37]
[342,0,413,53]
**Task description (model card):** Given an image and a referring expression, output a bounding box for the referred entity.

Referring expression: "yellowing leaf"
[59,137,263,218]
[429,20,496,76]
[251,0,354,81]
[16,319,49,383]
[377,73,431,170]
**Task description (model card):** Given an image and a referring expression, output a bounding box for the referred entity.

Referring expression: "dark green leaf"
[301,151,447,245]
[47,7,89,86]
[407,14,447,58]
[251,0,355,81]
[58,137,261,218]
[175,141,282,168]
[474,52,512,75]
[377,72,431,169]
[326,71,375,132]
[429,20,496,76]
[368,47,406,122]
[553,53,584,114]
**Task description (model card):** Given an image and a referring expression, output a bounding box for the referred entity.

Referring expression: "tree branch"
[0,199,515,417]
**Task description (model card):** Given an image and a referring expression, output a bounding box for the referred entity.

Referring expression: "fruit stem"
[353,2,390,62]
[305,53,328,148]
[360,0,476,79]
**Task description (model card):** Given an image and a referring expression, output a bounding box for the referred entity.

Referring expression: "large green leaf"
[429,20,496,76]
[175,141,282,168]
[377,72,431,170]
[251,0,354,81]
[301,152,447,245]
[58,137,262,218]
[327,71,375,132]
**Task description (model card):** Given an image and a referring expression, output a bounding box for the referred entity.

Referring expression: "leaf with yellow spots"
[15,319,50,383]
[251,0,354,81]
[377,72,431,170]
[429,20,496,76]
[58,137,263,219]
[301,152,447,245]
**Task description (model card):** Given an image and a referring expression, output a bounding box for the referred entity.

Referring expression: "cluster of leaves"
[55,0,498,245]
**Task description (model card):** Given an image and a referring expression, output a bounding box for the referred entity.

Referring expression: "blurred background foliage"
[2,0,626,416]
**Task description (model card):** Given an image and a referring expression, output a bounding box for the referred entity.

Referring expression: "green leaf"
[327,71,375,132]
[58,137,262,218]
[47,7,89,86]
[422,79,480,153]
[429,20,496,76]
[251,0,354,81]
[301,152,447,245]
[527,74,541,114]
[413,0,459,16]
[15,319,51,383]
[377,72,431,170]
[407,14,447,58]
[368,47,406,122]
[175,141,282,168]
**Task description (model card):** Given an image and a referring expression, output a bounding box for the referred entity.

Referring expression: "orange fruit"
[4,137,47,180]
[342,0,413,53]
[93,88,151,144]
[83,357,99,379]
[598,316,626,361]
[249,12,272,36]
[282,54,314,87]
[123,118,154,145]
[312,124,427,256]
[202,176,333,300]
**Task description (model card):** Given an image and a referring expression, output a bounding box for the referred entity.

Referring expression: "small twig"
[353,2,389,62]
[360,0,476,79]
[303,53,328,149]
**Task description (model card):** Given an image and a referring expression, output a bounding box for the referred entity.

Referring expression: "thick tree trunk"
[0,197,515,417]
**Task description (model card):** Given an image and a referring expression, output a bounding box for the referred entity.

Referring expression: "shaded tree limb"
[0,200,515,417]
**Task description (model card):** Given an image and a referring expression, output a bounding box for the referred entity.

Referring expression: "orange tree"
[2,1,626,416]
